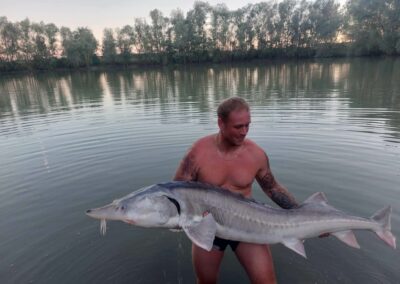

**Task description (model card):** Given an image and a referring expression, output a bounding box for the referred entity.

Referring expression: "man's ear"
[217,117,224,130]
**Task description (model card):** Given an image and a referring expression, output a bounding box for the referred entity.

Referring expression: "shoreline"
[1,53,398,76]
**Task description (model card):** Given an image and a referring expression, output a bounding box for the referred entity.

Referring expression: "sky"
[1,0,268,40]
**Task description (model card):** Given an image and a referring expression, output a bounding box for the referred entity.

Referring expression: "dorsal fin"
[303,192,328,205]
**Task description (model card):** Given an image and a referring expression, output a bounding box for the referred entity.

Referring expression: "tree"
[0,19,20,62]
[102,28,117,63]
[18,18,35,61]
[134,19,153,53]
[75,28,98,66]
[288,0,312,48]
[116,25,135,62]
[309,0,342,45]
[0,17,6,59]
[344,0,399,55]
[211,3,231,50]
[31,22,50,62]
[232,4,256,51]
[149,9,169,52]
[44,23,59,57]
[186,1,212,52]
[61,27,98,67]
[170,9,189,53]
[277,0,296,48]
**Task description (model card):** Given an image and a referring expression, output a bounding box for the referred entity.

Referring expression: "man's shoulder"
[193,134,215,147]
[244,139,267,163]
[188,134,216,154]
[244,139,265,154]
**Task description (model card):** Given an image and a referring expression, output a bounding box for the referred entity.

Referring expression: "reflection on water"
[1,58,399,138]
[0,59,399,109]
[0,58,399,284]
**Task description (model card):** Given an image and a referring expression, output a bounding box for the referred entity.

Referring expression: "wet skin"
[174,109,298,284]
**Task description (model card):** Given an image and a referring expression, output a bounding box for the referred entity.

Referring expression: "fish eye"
[121,206,125,210]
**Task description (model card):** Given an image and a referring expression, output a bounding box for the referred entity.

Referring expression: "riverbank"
[1,43,394,75]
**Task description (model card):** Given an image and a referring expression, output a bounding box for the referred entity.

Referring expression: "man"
[173,97,298,284]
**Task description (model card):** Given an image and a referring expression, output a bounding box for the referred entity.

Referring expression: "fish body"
[86,181,396,257]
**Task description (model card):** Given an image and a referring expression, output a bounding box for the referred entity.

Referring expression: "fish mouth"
[123,219,135,225]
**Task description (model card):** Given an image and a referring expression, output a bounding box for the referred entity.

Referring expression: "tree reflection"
[0,58,399,139]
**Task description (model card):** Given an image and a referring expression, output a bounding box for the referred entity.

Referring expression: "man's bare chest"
[196,155,259,190]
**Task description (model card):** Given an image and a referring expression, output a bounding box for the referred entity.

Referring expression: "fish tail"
[371,206,396,249]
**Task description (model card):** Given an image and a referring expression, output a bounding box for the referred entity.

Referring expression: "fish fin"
[302,192,328,205]
[282,239,307,258]
[183,214,217,251]
[376,230,396,249]
[371,206,391,230]
[332,230,360,249]
[371,206,396,249]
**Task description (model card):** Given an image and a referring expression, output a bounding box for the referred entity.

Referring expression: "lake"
[0,58,399,283]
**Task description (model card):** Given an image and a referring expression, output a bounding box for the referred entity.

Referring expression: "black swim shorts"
[212,236,240,251]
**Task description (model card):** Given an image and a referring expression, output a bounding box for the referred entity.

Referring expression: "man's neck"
[215,133,242,154]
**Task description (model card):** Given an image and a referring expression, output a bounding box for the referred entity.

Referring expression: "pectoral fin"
[282,239,307,258]
[183,214,217,251]
[332,230,360,249]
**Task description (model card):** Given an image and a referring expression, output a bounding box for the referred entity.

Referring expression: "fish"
[86,181,396,258]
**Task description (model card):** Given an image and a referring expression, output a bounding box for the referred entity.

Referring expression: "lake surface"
[0,58,399,283]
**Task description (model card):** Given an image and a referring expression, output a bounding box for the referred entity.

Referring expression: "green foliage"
[116,25,134,62]
[345,0,400,55]
[61,27,98,67]
[0,18,21,62]
[149,9,169,52]
[102,28,117,64]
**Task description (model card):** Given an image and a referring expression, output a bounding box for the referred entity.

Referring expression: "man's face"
[218,109,251,146]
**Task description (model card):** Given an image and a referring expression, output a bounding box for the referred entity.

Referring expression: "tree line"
[1,0,400,72]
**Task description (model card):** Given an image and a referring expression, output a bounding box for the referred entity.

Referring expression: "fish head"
[86,187,180,228]
[122,192,180,228]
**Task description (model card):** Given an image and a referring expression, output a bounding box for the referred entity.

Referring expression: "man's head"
[217,97,251,146]
[217,97,250,122]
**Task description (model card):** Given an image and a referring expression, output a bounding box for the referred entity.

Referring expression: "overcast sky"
[1,0,271,39]
[2,0,346,41]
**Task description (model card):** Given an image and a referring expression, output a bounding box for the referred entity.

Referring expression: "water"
[0,58,399,283]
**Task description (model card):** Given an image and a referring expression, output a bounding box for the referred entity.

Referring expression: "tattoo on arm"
[269,188,298,209]
[257,172,297,209]
[257,153,298,209]
[256,172,276,196]
[174,152,198,181]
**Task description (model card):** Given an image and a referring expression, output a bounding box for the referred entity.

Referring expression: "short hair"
[217,97,250,122]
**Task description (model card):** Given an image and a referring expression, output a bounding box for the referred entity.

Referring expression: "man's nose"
[240,127,248,135]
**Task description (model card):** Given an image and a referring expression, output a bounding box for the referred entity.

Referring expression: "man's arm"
[256,152,298,209]
[173,148,199,181]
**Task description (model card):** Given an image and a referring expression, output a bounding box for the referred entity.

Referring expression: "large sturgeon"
[86,181,396,257]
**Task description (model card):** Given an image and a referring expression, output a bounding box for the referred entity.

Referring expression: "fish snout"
[86,208,98,218]
[85,203,126,220]
[85,207,106,219]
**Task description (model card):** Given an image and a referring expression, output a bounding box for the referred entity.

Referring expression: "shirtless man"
[173,97,299,284]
